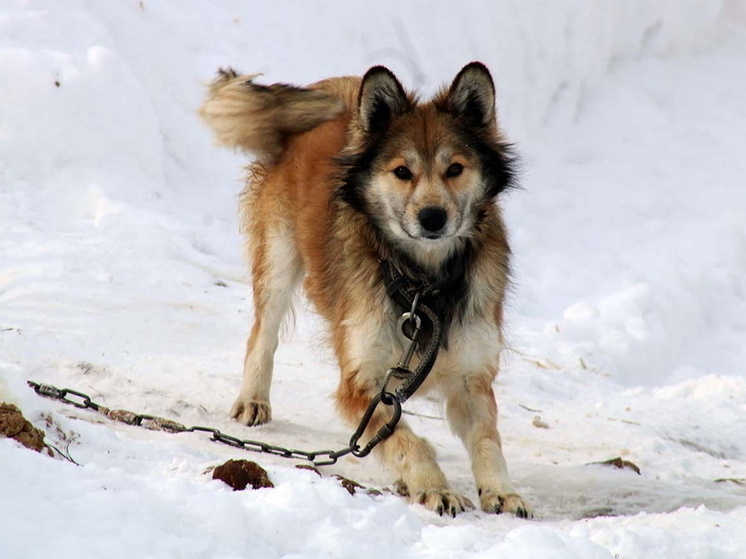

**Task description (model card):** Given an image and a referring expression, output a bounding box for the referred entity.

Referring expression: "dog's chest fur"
[304,204,508,394]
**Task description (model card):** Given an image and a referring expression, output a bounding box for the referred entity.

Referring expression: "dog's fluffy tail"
[199,68,345,163]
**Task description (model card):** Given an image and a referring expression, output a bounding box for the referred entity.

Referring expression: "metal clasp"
[348,392,402,458]
[396,311,421,370]
[381,296,423,395]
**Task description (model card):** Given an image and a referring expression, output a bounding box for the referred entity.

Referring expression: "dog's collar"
[379,259,444,402]
[380,259,447,315]
[380,249,472,349]
[380,259,463,304]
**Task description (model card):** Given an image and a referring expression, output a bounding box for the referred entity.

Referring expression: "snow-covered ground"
[2,1,746,557]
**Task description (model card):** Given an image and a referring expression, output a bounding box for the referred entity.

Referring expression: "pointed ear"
[446,62,496,128]
[358,66,410,134]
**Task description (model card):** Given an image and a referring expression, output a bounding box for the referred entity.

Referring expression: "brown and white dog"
[199,63,530,517]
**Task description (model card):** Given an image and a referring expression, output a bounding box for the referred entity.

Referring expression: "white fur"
[232,224,303,424]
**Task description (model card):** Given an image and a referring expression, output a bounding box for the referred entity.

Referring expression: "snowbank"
[0,0,732,214]
[2,1,746,558]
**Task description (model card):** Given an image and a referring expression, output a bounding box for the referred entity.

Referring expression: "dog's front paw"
[479,488,532,518]
[230,398,272,426]
[413,489,474,517]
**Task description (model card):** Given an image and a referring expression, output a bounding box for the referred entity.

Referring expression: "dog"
[199,62,530,518]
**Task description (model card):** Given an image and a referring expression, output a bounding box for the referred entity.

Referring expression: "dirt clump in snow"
[393,479,410,497]
[296,465,379,496]
[333,474,366,496]
[589,456,641,475]
[0,403,48,453]
[295,464,322,477]
[212,459,274,490]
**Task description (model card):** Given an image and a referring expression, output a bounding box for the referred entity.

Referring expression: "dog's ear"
[358,66,410,134]
[446,62,496,128]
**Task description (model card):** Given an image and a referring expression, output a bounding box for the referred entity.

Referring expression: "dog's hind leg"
[231,220,303,426]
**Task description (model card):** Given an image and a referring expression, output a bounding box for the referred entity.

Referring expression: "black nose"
[417,206,448,233]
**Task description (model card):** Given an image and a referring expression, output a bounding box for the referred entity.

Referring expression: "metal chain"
[26,380,398,466]
[25,290,438,468]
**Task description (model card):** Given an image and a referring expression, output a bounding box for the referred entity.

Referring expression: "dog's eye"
[446,163,464,178]
[393,166,413,180]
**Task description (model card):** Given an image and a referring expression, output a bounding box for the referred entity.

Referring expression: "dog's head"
[340,62,515,268]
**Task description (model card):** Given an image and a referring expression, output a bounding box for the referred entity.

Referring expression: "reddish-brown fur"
[200,65,531,518]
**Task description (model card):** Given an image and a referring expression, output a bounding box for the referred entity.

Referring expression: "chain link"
[30,382,100,411]
[27,380,363,466]
[25,288,438,467]
[27,366,404,467]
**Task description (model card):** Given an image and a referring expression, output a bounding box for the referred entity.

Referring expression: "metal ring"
[397,312,422,341]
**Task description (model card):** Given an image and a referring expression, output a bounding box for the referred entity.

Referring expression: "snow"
[2,0,746,557]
